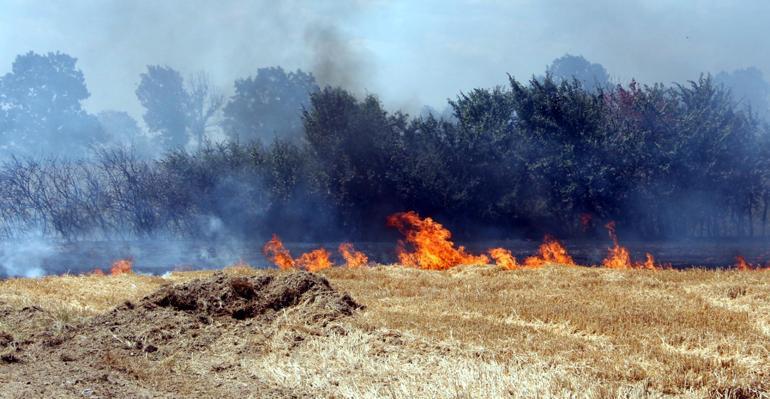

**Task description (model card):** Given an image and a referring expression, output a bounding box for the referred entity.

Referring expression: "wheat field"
[1,264,769,398]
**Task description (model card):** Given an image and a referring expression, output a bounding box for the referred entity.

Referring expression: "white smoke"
[0,236,53,278]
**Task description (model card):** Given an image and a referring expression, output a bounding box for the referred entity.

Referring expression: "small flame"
[89,268,105,276]
[601,222,658,270]
[263,234,296,270]
[523,236,575,267]
[387,211,489,270]
[296,248,333,272]
[603,244,633,269]
[641,253,657,270]
[488,248,518,270]
[262,235,335,272]
[736,255,751,271]
[602,221,631,269]
[110,259,133,276]
[339,242,368,268]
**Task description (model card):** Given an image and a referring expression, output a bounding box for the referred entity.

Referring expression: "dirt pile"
[143,271,360,321]
[0,271,361,398]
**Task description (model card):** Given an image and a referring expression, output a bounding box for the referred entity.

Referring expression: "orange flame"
[110,259,133,275]
[641,253,657,270]
[89,268,105,276]
[387,211,489,270]
[296,248,333,272]
[263,234,296,270]
[601,222,658,270]
[523,236,575,267]
[339,242,368,268]
[736,255,751,271]
[603,244,633,269]
[602,221,632,269]
[262,235,335,272]
[488,248,518,270]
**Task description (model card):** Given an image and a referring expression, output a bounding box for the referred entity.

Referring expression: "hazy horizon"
[2,0,769,118]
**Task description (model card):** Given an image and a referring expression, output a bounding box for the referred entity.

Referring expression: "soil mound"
[0,272,361,398]
[81,271,362,360]
[142,271,361,321]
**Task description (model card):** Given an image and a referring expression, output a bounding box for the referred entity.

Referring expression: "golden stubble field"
[1,264,769,398]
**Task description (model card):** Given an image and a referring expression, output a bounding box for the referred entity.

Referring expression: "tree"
[136,66,189,149]
[186,72,224,148]
[136,66,223,150]
[0,51,105,158]
[546,54,610,92]
[223,67,318,143]
[302,87,405,233]
[97,111,156,157]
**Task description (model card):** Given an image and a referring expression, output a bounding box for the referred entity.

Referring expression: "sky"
[1,0,769,118]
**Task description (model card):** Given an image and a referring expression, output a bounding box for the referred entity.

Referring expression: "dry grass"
[2,264,770,398]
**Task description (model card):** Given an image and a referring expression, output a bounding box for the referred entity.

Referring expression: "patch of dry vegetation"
[1,264,769,398]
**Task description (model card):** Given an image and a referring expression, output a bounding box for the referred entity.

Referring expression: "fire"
[386,211,489,270]
[110,259,133,275]
[262,234,296,270]
[523,236,575,267]
[339,242,368,268]
[296,248,333,272]
[262,235,335,272]
[602,221,632,269]
[89,268,105,276]
[601,222,658,270]
[488,248,518,270]
[736,256,751,271]
[603,244,633,269]
[640,253,657,270]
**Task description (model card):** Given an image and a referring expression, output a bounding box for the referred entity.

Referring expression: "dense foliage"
[1,71,768,241]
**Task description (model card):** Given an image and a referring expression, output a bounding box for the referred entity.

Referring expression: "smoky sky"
[2,0,769,118]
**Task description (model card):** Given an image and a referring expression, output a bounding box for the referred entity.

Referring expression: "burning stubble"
[259,211,768,272]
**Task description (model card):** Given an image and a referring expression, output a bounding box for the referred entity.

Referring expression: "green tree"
[302,87,405,233]
[223,67,318,143]
[0,51,104,158]
[136,66,222,150]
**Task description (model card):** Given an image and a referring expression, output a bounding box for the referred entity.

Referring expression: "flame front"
[110,259,133,275]
[255,213,762,272]
[386,211,489,270]
[523,236,575,267]
[339,242,368,268]
[488,248,518,270]
[263,234,296,270]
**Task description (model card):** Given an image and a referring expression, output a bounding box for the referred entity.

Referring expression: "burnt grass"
[0,272,361,398]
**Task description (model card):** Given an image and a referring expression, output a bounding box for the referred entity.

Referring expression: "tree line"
[1,52,769,240]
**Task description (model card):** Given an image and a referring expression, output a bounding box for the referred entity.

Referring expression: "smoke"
[0,235,51,278]
[304,23,373,94]
[534,1,770,84]
[3,1,768,118]
[0,0,376,120]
